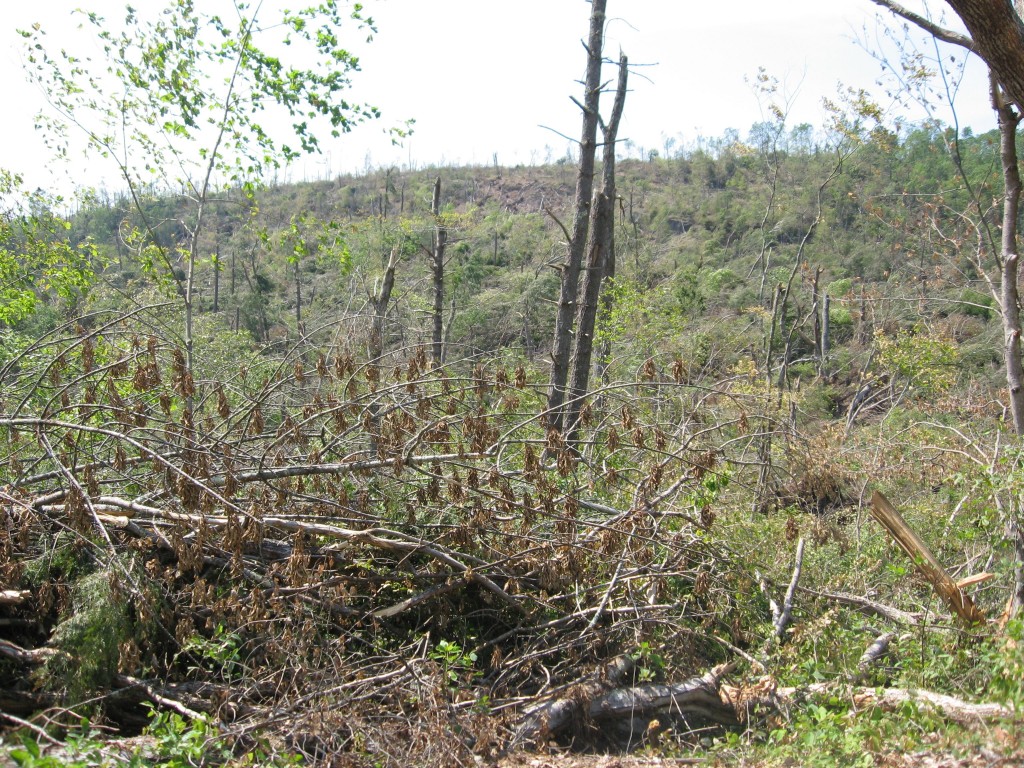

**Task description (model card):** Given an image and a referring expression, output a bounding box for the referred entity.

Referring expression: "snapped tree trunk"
[565,53,628,444]
[547,0,606,433]
[430,176,447,366]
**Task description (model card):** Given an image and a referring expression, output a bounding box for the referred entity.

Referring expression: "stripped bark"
[775,538,805,640]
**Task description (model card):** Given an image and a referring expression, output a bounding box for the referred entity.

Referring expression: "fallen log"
[0,589,30,606]
[0,638,67,665]
[514,661,737,747]
[853,631,896,682]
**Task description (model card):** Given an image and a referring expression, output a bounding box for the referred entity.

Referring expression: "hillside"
[2,120,1023,767]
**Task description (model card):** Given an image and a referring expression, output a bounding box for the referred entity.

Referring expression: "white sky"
[0,0,996,198]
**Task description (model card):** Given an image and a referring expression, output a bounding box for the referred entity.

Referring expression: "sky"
[0,0,996,199]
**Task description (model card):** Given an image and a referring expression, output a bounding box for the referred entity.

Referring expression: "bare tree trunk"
[990,76,1024,619]
[213,245,220,314]
[430,176,447,366]
[547,0,606,433]
[368,246,400,456]
[566,53,628,443]
[370,246,400,363]
[993,78,1024,435]
[821,293,831,376]
[812,265,823,365]
[295,258,302,332]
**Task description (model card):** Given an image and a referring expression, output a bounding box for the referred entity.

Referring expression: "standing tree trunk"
[565,53,628,444]
[547,0,606,433]
[213,245,220,314]
[430,176,447,366]
[368,245,400,456]
[993,78,1024,435]
[295,258,303,333]
[370,246,400,363]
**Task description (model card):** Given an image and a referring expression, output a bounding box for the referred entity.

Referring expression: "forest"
[2,0,1024,766]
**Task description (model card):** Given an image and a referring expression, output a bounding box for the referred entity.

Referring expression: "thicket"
[2,118,1024,766]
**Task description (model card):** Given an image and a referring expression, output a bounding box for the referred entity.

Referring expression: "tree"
[21,0,404,402]
[0,173,95,327]
[870,0,1024,614]
[547,0,607,433]
[564,53,628,443]
[430,177,448,365]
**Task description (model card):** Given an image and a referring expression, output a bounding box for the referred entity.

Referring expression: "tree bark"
[945,0,1024,111]
[993,79,1024,435]
[370,246,400,363]
[565,53,628,443]
[547,0,606,433]
[869,1,1024,113]
[430,176,447,366]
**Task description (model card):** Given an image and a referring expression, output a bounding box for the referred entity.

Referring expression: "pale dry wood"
[775,537,805,640]
[853,631,896,683]
[776,682,1013,725]
[0,638,67,665]
[114,675,206,721]
[956,572,994,589]
[797,585,919,625]
[870,491,985,625]
[0,589,30,606]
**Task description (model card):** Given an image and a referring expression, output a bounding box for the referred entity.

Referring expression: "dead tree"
[547,0,606,433]
[565,53,628,443]
[430,176,447,365]
[367,245,400,454]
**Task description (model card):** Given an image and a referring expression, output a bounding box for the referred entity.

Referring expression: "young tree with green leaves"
[0,171,95,327]
[21,0,407,401]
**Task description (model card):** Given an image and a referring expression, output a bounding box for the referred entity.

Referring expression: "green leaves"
[22,0,390,195]
[0,172,96,325]
[279,213,350,271]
